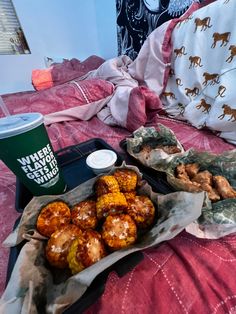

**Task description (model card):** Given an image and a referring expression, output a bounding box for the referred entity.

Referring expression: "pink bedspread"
[0,108,236,313]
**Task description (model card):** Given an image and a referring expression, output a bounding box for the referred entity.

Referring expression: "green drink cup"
[0,113,66,196]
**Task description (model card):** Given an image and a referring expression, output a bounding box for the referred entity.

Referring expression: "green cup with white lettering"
[0,113,66,196]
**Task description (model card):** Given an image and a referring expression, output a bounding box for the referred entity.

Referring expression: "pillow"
[32,55,105,91]
[161,0,236,145]
[1,78,114,118]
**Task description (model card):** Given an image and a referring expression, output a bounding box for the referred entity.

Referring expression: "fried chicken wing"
[200,183,221,202]
[176,164,191,182]
[192,170,213,186]
[213,176,236,199]
[184,163,200,179]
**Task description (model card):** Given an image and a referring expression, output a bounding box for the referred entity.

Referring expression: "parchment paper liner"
[1,163,204,314]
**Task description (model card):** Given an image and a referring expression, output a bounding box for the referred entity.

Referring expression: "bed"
[1,0,236,313]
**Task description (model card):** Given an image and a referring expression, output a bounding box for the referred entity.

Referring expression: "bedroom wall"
[0,0,117,95]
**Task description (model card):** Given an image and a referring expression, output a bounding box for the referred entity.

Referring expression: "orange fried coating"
[184,163,200,179]
[36,201,71,237]
[176,164,191,182]
[213,176,236,199]
[67,229,107,274]
[101,214,137,251]
[71,200,98,230]
[126,195,155,229]
[95,175,120,197]
[45,224,83,268]
[113,169,138,192]
[192,170,213,186]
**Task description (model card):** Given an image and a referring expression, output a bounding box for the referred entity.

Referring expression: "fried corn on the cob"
[102,214,137,251]
[95,175,120,197]
[113,169,138,192]
[67,230,107,274]
[96,192,128,219]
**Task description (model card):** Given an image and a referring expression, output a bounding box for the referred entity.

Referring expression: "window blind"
[0,0,30,55]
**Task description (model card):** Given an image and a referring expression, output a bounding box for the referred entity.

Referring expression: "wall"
[0,0,117,94]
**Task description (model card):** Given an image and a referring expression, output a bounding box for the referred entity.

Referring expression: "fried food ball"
[101,214,137,251]
[96,192,128,219]
[126,195,155,229]
[71,200,98,230]
[67,229,107,274]
[95,175,120,197]
[113,169,138,192]
[45,224,83,268]
[36,201,71,237]
[213,175,236,199]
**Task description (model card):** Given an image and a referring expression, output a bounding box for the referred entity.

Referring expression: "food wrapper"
[126,124,184,170]
[154,149,236,239]
[0,163,204,314]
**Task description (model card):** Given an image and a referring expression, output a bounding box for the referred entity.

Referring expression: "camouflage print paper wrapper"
[0,163,204,314]
[126,124,184,170]
[163,149,236,239]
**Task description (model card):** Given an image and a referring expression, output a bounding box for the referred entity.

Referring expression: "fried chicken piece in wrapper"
[36,201,71,237]
[101,214,137,251]
[184,163,200,179]
[113,169,138,192]
[45,224,83,268]
[192,170,220,202]
[175,164,201,192]
[67,229,107,274]
[96,192,128,219]
[126,195,155,229]
[95,175,120,197]
[213,176,236,199]
[71,200,98,230]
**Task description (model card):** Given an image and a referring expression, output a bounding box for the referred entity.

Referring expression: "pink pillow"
[32,55,105,91]
[1,78,114,118]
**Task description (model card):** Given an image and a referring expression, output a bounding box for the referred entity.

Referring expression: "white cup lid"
[86,149,117,170]
[0,113,44,139]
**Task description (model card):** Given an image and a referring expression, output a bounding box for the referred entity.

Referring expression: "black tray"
[7,138,172,313]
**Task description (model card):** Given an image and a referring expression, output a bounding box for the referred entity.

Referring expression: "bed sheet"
[0,107,236,313]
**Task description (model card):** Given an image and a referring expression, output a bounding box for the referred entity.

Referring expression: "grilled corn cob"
[96,192,128,219]
[95,175,120,197]
[113,169,138,192]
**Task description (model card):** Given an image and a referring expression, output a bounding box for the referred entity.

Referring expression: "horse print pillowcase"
[161,0,236,145]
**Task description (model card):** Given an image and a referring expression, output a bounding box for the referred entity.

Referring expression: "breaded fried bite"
[36,201,71,237]
[213,176,236,199]
[184,163,200,179]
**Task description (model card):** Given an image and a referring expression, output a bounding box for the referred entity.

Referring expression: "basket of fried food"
[3,163,204,313]
[36,168,156,275]
[165,149,236,237]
